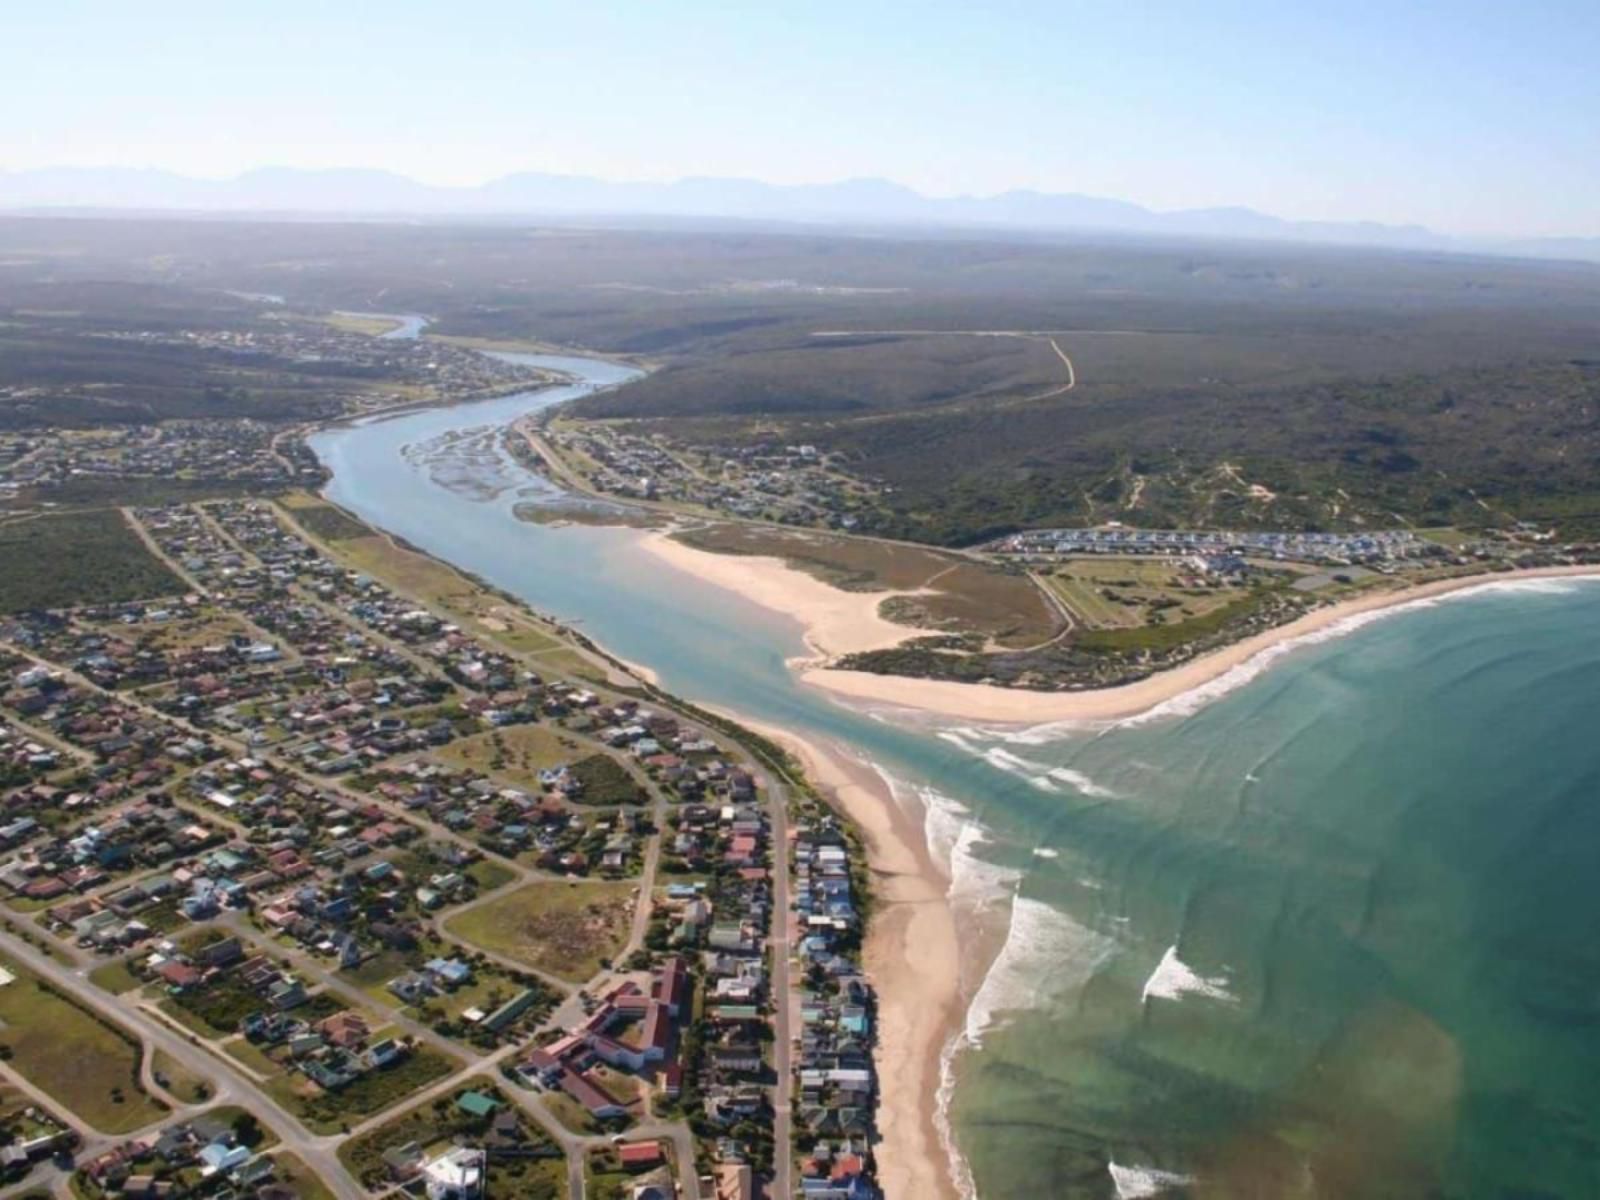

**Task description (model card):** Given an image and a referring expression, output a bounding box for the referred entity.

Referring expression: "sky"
[5,0,1598,237]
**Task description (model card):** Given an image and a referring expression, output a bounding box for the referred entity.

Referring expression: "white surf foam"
[861,760,1019,909]
[967,897,1116,1047]
[939,896,1118,1200]
[1140,944,1234,1005]
[1046,766,1120,798]
[1002,574,1600,741]
[1109,1162,1194,1198]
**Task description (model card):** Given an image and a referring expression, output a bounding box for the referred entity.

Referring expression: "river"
[309,339,1600,1198]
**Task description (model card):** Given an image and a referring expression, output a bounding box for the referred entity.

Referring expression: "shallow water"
[311,347,1600,1199]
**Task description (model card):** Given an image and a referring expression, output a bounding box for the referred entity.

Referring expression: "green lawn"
[468,859,517,892]
[0,961,167,1132]
[271,1153,339,1200]
[547,1092,604,1136]
[152,1049,213,1104]
[444,881,637,981]
[88,958,144,995]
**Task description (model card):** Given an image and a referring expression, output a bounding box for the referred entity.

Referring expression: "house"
[318,1010,370,1049]
[197,1142,252,1177]
[366,1038,406,1069]
[424,956,472,989]
[559,1068,627,1120]
[155,960,203,991]
[714,1164,755,1200]
[382,1141,425,1182]
[456,1090,500,1119]
[617,1141,663,1170]
[423,1147,485,1200]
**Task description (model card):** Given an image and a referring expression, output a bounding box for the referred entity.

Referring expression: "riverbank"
[638,529,940,657]
[738,718,968,1200]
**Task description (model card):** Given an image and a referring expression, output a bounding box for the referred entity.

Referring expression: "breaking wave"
[939,895,1118,1200]
[937,730,1122,798]
[1109,1162,1194,1198]
[990,575,1600,741]
[1140,944,1234,1005]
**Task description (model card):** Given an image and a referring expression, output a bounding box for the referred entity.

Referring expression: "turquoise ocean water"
[312,351,1600,1199]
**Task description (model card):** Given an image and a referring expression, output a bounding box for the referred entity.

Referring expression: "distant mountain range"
[3,165,1597,262]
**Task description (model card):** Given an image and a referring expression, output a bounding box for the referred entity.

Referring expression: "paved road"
[761,767,795,1200]
[0,927,365,1200]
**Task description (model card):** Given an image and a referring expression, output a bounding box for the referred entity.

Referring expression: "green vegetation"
[337,1077,559,1190]
[0,510,182,612]
[1040,559,1256,630]
[1075,588,1286,653]
[87,957,143,995]
[151,1049,212,1104]
[283,501,370,543]
[434,725,578,788]
[271,1153,340,1200]
[286,1045,459,1134]
[0,963,167,1132]
[166,976,340,1038]
[445,881,637,980]
[570,754,646,805]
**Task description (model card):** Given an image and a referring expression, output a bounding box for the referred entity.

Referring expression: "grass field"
[279,500,370,543]
[570,754,646,806]
[272,1152,340,1200]
[445,881,636,981]
[433,725,580,789]
[0,960,167,1132]
[88,957,143,994]
[548,1091,605,1136]
[0,509,184,613]
[318,312,404,337]
[1041,558,1254,630]
[151,1048,213,1103]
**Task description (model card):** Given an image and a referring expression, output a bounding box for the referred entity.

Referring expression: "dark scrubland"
[0,509,184,611]
[3,215,1600,542]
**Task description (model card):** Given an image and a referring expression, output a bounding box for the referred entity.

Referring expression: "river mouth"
[308,333,1600,1200]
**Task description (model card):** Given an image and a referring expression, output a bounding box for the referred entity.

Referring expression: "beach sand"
[664,547,1599,1200]
[742,719,967,1200]
[788,565,1600,724]
[639,530,939,658]
[646,530,1600,726]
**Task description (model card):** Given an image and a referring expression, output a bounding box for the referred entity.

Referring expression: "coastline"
[805,565,1600,722]
[643,541,1600,722]
[739,718,968,1200]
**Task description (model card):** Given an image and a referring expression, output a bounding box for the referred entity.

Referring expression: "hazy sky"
[6,0,1598,237]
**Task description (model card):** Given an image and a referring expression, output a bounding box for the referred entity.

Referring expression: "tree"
[231,1111,262,1147]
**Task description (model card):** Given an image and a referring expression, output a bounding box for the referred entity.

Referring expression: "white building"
[424,1148,486,1200]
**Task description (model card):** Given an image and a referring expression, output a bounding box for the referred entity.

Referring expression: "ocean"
[936,577,1600,1199]
[311,343,1600,1199]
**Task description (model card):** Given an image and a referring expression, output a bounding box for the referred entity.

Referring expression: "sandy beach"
[740,718,967,1200]
[646,529,1600,726]
[639,530,940,658]
[803,565,1600,722]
